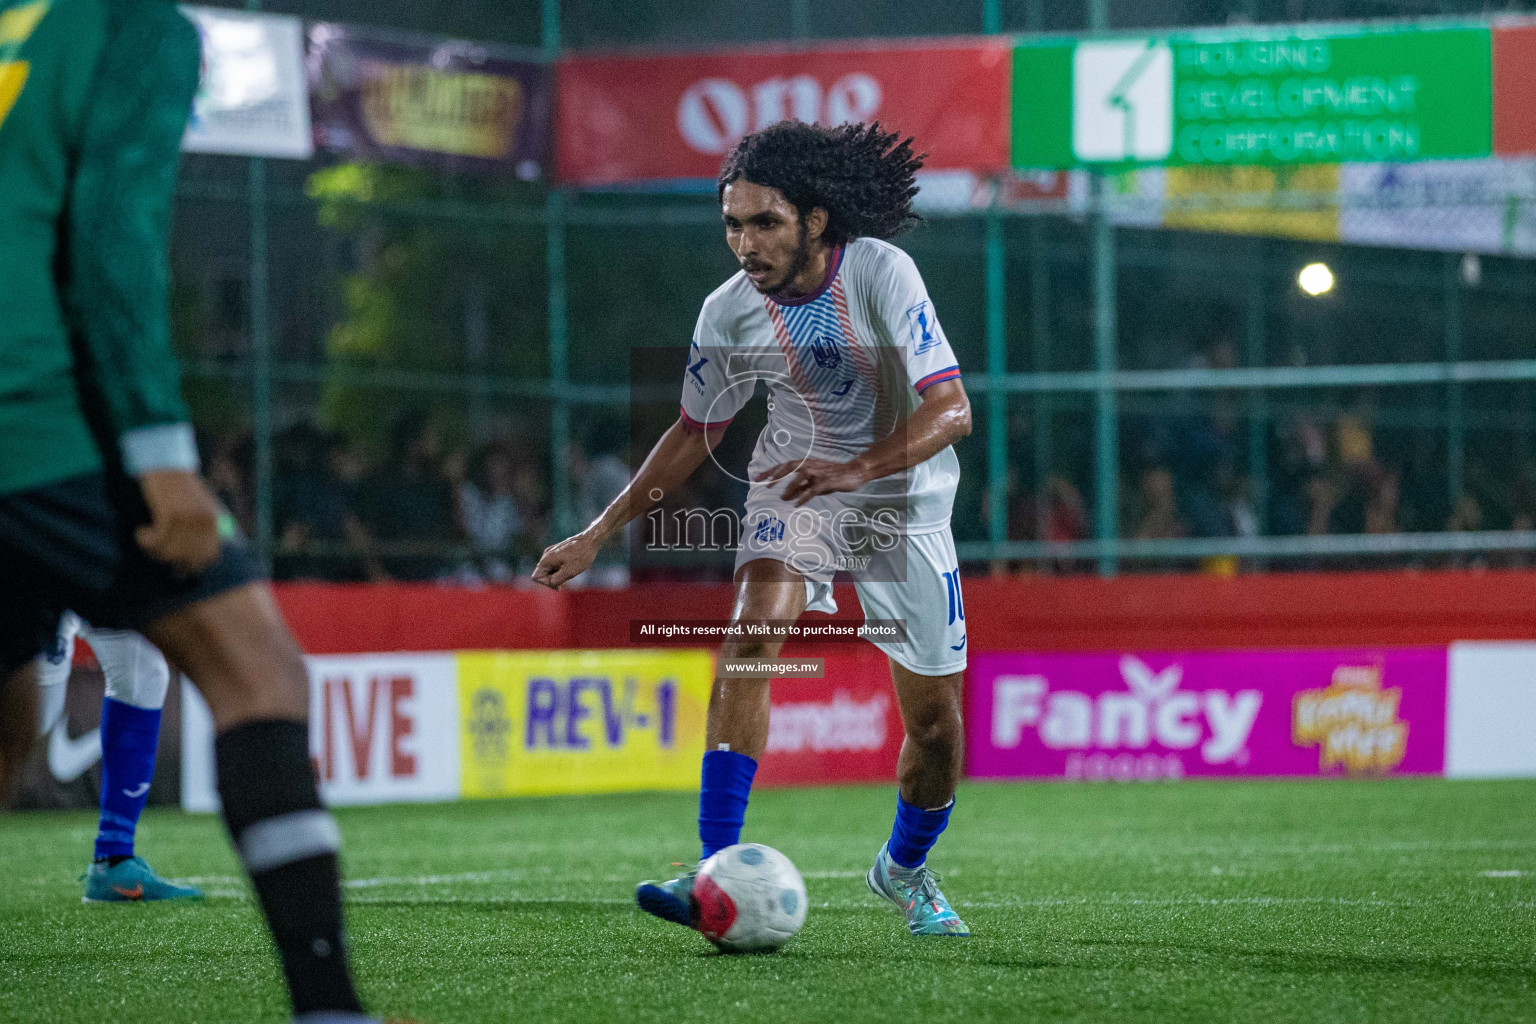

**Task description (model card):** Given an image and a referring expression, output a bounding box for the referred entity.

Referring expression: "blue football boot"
[83,856,203,903]
[635,862,699,928]
[866,842,971,937]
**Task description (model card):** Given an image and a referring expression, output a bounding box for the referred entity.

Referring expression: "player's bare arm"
[754,377,972,506]
[533,417,727,588]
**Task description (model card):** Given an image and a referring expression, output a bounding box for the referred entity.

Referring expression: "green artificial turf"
[1,778,1533,1023]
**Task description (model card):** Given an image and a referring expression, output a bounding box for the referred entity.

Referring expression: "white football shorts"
[734,488,968,677]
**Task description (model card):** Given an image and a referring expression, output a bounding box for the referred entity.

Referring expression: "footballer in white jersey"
[536,120,974,938]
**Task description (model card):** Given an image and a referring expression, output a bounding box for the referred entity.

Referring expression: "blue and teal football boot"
[635,862,700,928]
[866,842,970,937]
[83,856,203,903]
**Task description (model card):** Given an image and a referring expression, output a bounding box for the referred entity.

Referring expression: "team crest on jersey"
[906,301,941,355]
[753,514,786,545]
[808,333,842,370]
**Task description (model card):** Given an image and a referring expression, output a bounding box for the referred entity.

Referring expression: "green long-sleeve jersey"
[0,0,200,495]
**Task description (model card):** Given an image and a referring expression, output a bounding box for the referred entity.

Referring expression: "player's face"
[721,180,812,296]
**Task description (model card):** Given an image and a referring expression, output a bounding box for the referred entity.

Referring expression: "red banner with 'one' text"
[555,39,1012,185]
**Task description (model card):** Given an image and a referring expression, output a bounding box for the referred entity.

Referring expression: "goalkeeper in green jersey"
[0,2,393,1020]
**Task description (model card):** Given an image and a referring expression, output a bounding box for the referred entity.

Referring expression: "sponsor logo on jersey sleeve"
[906,300,942,356]
[687,342,709,392]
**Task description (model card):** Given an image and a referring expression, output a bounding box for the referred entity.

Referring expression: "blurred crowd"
[1001,341,1536,574]
[203,412,632,586]
[203,384,1536,584]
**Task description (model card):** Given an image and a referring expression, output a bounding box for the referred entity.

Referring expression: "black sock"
[216,720,364,1017]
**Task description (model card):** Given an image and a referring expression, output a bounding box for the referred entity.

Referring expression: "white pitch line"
[348,894,633,907]
[801,870,865,879]
[950,895,1415,909]
[1479,870,1526,878]
[345,869,530,889]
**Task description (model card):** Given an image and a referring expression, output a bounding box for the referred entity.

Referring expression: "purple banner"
[968,648,1447,781]
[308,24,548,177]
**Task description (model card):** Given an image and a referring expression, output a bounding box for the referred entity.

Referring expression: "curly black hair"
[717,120,926,246]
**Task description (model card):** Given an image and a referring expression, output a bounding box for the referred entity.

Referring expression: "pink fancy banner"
[968,648,1447,781]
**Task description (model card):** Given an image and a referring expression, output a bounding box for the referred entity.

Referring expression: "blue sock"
[698,749,757,860]
[95,698,162,861]
[887,794,953,869]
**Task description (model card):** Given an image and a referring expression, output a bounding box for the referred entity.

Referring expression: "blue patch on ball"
[780,889,799,914]
[738,847,765,866]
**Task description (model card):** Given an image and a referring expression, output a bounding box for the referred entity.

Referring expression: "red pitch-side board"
[274,570,1536,656]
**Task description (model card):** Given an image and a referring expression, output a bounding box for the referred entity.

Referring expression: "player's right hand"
[533,532,599,589]
[136,470,223,576]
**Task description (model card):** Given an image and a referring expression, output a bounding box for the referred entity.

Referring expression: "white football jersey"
[680,237,962,534]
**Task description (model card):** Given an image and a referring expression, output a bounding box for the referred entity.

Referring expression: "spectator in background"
[1132,466,1186,541]
[273,425,377,582]
[1444,490,1488,570]
[358,412,462,581]
[1006,473,1088,575]
[1272,413,1329,536]
[453,442,524,584]
[568,418,632,588]
[1224,468,1261,541]
[203,430,253,540]
[511,458,549,567]
[1446,492,1483,532]
[1364,468,1401,536]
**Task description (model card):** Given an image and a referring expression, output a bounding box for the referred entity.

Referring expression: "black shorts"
[0,472,259,675]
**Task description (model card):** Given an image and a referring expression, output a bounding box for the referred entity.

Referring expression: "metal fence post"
[1091,182,1119,577]
[1246,257,1269,536]
[1031,220,1052,552]
[543,0,572,537]
[790,0,810,38]
[983,0,1002,34]
[245,0,273,573]
[1086,0,1118,577]
[983,0,1006,563]
[985,204,1008,565]
[1445,252,1466,508]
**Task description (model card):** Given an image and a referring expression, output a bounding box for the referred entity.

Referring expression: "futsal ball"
[692,843,807,953]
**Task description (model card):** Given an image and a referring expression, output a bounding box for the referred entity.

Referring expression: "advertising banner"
[999,157,1536,256]
[183,650,712,810]
[457,649,712,799]
[1446,642,1536,778]
[556,39,1011,185]
[757,651,903,788]
[1015,22,1496,169]
[180,6,313,158]
[969,648,1447,781]
[308,23,548,177]
[182,653,462,812]
[1493,22,1536,155]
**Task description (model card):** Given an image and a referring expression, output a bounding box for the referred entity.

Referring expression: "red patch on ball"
[692,873,738,941]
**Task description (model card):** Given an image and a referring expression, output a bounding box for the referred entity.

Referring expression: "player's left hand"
[754,458,869,506]
[136,470,223,575]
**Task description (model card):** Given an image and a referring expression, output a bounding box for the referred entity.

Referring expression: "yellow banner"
[457,649,713,798]
[361,66,524,159]
[1164,164,1342,242]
